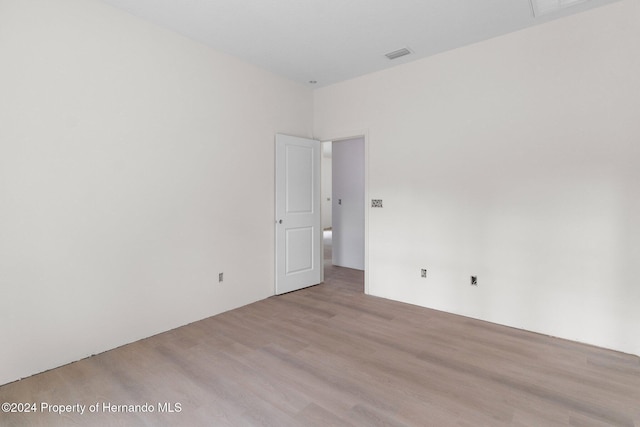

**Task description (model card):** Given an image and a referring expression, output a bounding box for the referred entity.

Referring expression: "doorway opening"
[321,136,366,292]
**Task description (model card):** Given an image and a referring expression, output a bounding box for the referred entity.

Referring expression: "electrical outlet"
[219,272,224,282]
[471,276,478,286]
[421,269,427,278]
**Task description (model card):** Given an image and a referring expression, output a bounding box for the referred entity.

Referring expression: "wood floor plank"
[1,246,638,426]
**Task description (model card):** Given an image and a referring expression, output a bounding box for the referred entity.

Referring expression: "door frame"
[319,130,369,294]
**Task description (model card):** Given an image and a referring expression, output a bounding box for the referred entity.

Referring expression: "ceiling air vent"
[385,47,412,60]
[531,0,589,17]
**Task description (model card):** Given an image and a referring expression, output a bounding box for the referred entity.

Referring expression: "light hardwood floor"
[1,237,639,426]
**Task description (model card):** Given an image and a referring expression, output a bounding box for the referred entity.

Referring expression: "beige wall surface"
[0,0,313,385]
[315,1,640,356]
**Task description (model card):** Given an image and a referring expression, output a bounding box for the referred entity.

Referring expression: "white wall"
[0,0,313,385]
[332,138,365,270]
[314,1,640,356]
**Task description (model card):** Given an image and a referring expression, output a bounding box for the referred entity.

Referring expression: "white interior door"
[275,134,322,294]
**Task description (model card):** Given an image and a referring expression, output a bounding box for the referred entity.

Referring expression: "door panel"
[286,227,313,273]
[286,145,314,213]
[275,134,321,294]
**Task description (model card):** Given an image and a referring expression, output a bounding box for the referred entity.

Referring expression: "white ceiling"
[97,0,619,87]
